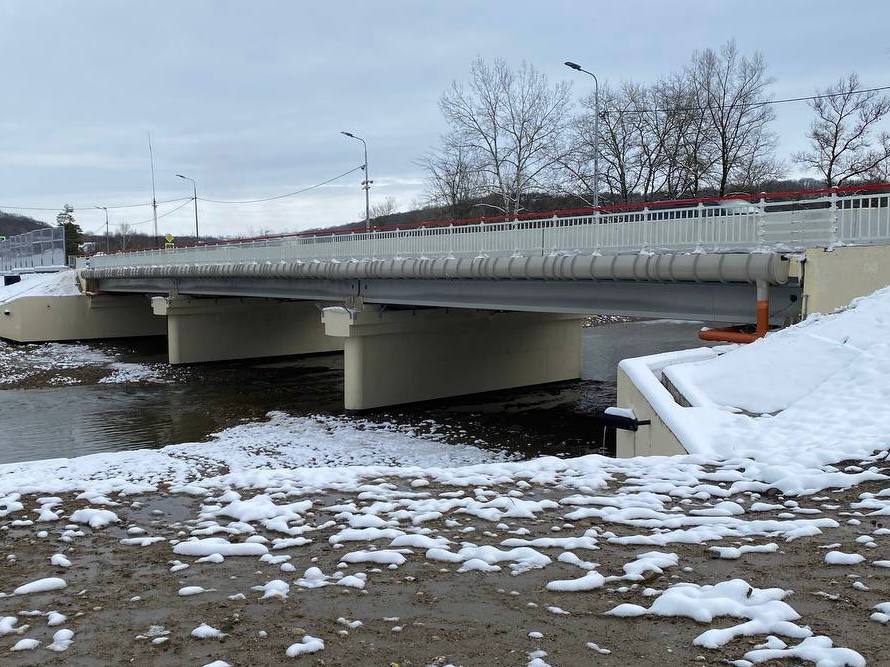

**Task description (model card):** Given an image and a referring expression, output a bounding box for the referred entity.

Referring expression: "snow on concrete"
[0,270,81,304]
[623,285,890,493]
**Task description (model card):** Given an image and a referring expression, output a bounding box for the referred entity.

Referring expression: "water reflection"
[0,320,712,465]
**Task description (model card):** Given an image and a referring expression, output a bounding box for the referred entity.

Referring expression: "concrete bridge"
[6,185,890,410]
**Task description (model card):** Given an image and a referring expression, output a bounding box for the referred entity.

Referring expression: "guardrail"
[0,227,67,272]
[88,188,890,270]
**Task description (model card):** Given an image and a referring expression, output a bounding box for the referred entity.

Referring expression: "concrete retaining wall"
[0,294,164,342]
[615,365,689,458]
[803,245,890,316]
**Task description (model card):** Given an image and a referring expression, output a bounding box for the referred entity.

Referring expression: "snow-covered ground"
[0,270,175,388]
[0,340,177,388]
[0,417,885,663]
[0,413,517,497]
[0,286,887,663]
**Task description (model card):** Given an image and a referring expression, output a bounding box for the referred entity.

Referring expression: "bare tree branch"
[794,73,890,186]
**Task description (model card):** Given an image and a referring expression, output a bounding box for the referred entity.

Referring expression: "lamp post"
[176,174,200,242]
[564,61,600,208]
[340,131,371,232]
[94,206,109,253]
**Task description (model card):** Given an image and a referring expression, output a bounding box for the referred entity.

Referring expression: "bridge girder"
[93,276,801,326]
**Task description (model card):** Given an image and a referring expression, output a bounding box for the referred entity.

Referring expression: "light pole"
[340,131,371,232]
[564,61,600,208]
[95,206,109,253]
[176,174,200,242]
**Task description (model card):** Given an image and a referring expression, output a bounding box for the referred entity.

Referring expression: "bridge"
[5,185,890,409]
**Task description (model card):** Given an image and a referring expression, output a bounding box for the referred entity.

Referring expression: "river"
[0,319,713,465]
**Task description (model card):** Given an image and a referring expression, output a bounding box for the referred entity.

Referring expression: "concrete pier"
[152,296,342,365]
[323,305,583,410]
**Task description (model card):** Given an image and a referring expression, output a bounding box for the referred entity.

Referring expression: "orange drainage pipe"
[699,281,770,344]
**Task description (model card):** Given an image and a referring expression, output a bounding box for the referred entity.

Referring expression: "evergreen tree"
[56,204,83,258]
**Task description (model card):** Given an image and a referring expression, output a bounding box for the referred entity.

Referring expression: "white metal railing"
[1,226,67,272]
[87,190,890,271]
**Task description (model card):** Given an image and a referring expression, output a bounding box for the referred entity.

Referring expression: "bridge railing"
[0,226,67,272]
[87,189,890,270]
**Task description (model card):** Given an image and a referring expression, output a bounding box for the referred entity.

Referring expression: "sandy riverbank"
[1,443,887,666]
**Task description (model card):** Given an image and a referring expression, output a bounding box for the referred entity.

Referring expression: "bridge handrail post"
[757,193,767,246]
[830,186,840,246]
[642,206,650,251]
[696,202,704,248]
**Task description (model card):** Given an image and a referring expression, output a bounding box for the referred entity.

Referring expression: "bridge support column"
[152,296,342,365]
[323,305,583,410]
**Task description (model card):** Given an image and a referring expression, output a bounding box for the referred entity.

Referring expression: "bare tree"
[369,196,398,219]
[794,73,890,186]
[439,58,572,215]
[652,72,719,198]
[418,138,483,218]
[554,83,646,206]
[689,41,777,195]
[116,222,132,251]
[594,84,645,203]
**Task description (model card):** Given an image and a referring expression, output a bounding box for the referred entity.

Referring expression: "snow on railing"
[87,186,890,270]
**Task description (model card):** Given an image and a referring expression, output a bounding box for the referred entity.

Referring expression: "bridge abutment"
[322,305,583,410]
[0,292,164,342]
[152,296,342,365]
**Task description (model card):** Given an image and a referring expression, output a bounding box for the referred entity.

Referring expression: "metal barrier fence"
[0,227,67,272]
[88,190,890,270]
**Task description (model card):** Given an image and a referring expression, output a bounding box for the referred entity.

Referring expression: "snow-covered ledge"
[614,347,718,457]
[614,283,890,469]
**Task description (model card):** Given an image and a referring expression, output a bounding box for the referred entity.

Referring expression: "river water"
[0,320,712,465]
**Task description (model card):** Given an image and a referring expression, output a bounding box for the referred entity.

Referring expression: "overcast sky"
[2,1,889,238]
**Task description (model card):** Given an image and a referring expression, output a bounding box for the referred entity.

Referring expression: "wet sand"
[1,476,886,666]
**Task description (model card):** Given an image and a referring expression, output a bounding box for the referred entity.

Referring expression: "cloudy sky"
[1,1,888,238]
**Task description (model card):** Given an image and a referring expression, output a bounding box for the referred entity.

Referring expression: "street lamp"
[340,131,371,232]
[564,61,600,209]
[94,206,109,253]
[176,174,200,242]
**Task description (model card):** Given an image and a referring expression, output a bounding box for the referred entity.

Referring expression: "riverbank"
[0,292,887,664]
[0,423,885,665]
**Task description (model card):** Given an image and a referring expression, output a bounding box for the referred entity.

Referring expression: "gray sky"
[2,0,889,238]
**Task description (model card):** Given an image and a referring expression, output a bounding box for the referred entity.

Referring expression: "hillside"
[0,211,50,238]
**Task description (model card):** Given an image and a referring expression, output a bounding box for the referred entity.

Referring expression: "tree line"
[420,41,890,218]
